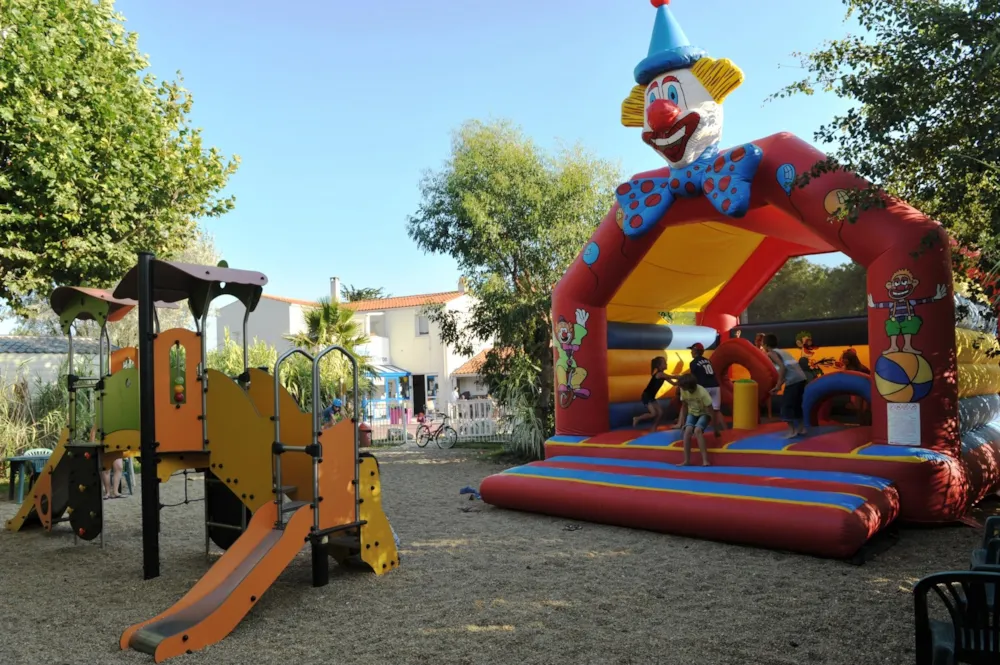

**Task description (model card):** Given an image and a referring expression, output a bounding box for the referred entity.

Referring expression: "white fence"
[447,398,510,442]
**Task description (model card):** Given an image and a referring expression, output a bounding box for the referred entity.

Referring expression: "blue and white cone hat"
[634,0,708,85]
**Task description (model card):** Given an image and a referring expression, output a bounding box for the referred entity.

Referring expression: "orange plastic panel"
[110,347,138,373]
[316,418,358,531]
[153,329,203,453]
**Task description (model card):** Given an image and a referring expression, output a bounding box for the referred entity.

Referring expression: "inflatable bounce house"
[480,0,1000,559]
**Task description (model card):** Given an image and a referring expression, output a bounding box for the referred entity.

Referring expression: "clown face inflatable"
[642,68,722,169]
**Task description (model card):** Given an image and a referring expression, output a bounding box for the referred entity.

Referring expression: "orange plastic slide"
[119,501,311,662]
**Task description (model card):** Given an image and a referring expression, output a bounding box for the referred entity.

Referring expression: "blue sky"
[52,1,861,314]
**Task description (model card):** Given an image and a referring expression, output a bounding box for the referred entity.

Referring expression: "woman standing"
[763,334,809,439]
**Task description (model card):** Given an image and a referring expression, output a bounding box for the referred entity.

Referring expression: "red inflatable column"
[865,225,959,455]
[551,303,608,437]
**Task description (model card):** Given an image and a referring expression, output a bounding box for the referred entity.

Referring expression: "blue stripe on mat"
[503,465,867,511]
[723,426,842,451]
[624,430,686,447]
[542,456,893,489]
[547,435,590,444]
[856,445,951,461]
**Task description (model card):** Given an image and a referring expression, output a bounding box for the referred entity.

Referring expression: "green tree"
[343,285,390,302]
[773,0,1000,279]
[2,228,220,344]
[747,258,866,323]
[407,119,620,457]
[207,329,278,378]
[0,0,238,314]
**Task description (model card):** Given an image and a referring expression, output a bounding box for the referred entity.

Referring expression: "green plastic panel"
[103,368,140,435]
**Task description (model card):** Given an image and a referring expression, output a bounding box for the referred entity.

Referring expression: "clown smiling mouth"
[645,113,701,163]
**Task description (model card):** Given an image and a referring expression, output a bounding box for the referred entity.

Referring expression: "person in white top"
[763,333,809,439]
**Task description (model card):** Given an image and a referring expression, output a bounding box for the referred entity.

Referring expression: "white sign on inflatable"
[887,403,921,446]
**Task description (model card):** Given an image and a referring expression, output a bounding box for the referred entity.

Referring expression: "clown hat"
[634,0,707,85]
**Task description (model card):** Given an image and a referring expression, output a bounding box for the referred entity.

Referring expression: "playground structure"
[6,254,399,662]
[480,0,1000,559]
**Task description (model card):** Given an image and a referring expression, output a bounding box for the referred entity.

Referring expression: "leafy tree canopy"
[773,0,1000,277]
[747,258,866,323]
[407,119,620,455]
[342,285,390,302]
[0,0,238,314]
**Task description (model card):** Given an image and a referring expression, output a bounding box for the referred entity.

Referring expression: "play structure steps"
[273,484,297,495]
[279,500,308,515]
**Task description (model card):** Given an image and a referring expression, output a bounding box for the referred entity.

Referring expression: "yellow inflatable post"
[732,380,759,430]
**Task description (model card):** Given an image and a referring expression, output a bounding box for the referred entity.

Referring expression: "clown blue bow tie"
[615,143,764,238]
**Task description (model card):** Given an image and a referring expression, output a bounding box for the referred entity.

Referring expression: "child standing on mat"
[688,343,725,439]
[764,333,809,439]
[674,374,712,466]
[633,356,670,430]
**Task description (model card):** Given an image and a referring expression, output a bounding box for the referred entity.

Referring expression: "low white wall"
[0,354,98,389]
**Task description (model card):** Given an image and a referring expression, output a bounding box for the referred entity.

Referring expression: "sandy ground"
[0,445,985,665]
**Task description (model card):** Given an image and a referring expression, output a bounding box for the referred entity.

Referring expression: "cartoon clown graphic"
[867,269,947,355]
[554,309,591,409]
[614,0,763,237]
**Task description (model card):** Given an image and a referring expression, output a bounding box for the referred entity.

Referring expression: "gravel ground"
[0,445,985,665]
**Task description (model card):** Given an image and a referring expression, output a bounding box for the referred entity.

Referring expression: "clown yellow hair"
[620,57,745,128]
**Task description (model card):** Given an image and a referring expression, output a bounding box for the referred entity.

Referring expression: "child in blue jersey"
[633,356,670,430]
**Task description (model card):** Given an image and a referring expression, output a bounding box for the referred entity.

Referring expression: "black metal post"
[311,538,329,587]
[138,252,160,580]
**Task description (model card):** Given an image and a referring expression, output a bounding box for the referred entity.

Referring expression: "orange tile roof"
[345,291,464,312]
[453,348,491,376]
[259,290,465,312]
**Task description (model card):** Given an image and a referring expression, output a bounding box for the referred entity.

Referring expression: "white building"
[215,277,490,417]
[0,335,102,389]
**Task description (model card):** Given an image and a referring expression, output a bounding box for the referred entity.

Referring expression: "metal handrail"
[272,347,315,527]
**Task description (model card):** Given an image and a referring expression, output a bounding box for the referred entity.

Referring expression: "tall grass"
[492,353,547,460]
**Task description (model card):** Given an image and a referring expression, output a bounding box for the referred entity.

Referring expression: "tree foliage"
[3,228,219,345]
[407,119,620,455]
[0,0,238,313]
[773,0,1000,279]
[746,258,866,323]
[283,296,372,413]
[342,285,390,302]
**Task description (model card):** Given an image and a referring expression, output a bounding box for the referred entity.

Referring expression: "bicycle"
[415,413,458,449]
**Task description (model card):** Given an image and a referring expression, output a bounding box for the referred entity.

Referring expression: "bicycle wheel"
[415,425,431,448]
[437,426,458,449]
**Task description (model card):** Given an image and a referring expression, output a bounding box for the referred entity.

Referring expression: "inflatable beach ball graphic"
[874,352,933,403]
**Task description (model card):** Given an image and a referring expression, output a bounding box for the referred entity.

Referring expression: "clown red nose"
[647,98,681,132]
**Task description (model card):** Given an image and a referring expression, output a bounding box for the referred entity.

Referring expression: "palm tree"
[282,297,373,412]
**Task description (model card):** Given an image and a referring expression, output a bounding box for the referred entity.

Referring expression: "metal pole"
[199,309,209,451]
[137,252,160,580]
[273,348,313,528]
[67,328,75,441]
[241,306,250,380]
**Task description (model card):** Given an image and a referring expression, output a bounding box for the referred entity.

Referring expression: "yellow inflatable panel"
[607,349,700,377]
[608,375,676,403]
[204,369,275,512]
[958,363,1000,399]
[956,327,1000,366]
[358,455,400,576]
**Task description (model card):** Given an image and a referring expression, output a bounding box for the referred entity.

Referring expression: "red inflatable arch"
[709,338,777,406]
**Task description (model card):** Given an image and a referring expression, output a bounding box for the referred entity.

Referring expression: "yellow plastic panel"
[244,368,312,502]
[608,349,703,376]
[956,327,1000,366]
[204,369,274,512]
[358,455,400,576]
[608,222,764,324]
[104,429,139,454]
[958,363,1000,399]
[6,428,69,532]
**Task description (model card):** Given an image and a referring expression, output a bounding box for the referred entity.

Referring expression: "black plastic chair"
[971,517,1000,568]
[914,571,1000,664]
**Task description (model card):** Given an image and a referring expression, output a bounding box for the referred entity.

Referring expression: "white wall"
[442,295,492,391]
[0,354,98,389]
[217,298,296,354]
[457,376,487,398]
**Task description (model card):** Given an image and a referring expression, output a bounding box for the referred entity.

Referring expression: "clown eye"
[666,84,679,104]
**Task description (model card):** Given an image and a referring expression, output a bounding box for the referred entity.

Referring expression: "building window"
[427,375,438,398]
[368,314,384,337]
[416,315,429,336]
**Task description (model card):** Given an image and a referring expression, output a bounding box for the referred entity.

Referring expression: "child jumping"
[674,373,712,466]
[633,356,670,430]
